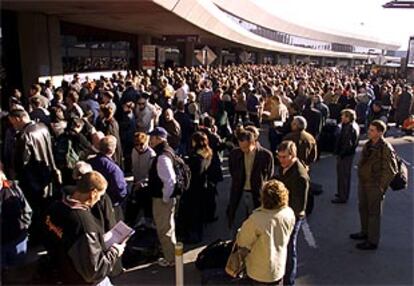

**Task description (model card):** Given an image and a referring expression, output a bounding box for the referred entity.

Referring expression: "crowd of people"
[1,63,413,285]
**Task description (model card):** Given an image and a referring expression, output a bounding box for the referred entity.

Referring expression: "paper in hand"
[103,221,135,248]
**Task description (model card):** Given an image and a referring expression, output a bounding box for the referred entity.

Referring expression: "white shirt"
[156,154,176,202]
[175,86,189,104]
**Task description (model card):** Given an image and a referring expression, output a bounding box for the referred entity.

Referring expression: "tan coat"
[237,206,295,283]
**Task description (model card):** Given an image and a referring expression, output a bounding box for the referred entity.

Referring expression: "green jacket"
[358,137,398,191]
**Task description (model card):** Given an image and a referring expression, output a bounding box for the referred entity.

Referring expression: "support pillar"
[183,41,194,66]
[290,54,297,65]
[256,52,264,65]
[274,53,280,65]
[17,12,62,93]
[137,34,152,70]
[214,47,223,66]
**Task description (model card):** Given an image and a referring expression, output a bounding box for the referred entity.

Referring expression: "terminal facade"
[1,0,402,94]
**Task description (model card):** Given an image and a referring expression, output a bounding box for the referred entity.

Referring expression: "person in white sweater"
[236,179,295,285]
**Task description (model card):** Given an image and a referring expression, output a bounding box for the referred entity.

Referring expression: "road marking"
[302,220,318,249]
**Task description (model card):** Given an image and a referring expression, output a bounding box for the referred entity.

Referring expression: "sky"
[255,0,414,50]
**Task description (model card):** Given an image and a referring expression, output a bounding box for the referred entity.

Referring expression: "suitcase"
[195,239,233,271]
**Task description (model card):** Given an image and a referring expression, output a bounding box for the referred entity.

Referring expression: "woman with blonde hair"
[235,179,296,285]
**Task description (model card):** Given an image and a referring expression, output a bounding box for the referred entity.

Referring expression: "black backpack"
[195,239,233,271]
[389,155,408,191]
[164,151,191,197]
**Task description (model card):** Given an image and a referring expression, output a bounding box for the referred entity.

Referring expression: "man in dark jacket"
[332,109,360,204]
[350,120,397,250]
[8,109,61,244]
[283,116,317,170]
[275,140,310,286]
[227,128,274,229]
[44,171,125,285]
[302,98,323,140]
[174,101,193,156]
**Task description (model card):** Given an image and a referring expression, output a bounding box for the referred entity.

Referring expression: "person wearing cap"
[147,127,177,267]
[88,135,128,222]
[283,116,317,170]
[44,171,125,285]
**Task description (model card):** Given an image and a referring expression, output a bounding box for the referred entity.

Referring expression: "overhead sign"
[142,45,156,70]
[195,46,217,65]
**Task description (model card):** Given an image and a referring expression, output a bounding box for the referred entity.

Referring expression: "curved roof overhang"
[212,0,400,51]
[154,0,400,61]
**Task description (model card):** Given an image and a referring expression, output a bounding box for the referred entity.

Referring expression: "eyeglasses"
[138,102,145,106]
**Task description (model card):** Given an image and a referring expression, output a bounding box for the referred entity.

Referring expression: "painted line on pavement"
[302,219,318,249]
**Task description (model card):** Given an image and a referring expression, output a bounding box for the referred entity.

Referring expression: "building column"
[274,53,280,65]
[256,52,264,65]
[17,12,62,93]
[349,58,355,67]
[320,57,326,67]
[214,47,223,66]
[183,41,194,66]
[290,54,297,65]
[137,35,152,70]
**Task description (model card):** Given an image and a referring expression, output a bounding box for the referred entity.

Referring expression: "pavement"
[115,128,414,285]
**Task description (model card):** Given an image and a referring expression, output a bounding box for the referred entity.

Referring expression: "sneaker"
[157,258,175,267]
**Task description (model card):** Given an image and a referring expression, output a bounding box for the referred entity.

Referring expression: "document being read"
[103,221,135,248]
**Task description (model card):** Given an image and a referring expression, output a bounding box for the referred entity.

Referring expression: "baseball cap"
[148,127,168,139]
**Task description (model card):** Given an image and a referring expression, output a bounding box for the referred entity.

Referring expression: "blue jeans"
[283,218,303,286]
[1,233,28,268]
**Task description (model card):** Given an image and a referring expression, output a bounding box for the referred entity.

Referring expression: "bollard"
[175,242,184,286]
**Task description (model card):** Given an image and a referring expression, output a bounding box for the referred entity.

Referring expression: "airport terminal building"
[1,0,402,92]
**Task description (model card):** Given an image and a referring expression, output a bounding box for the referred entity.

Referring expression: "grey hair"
[99,135,117,155]
[293,116,307,131]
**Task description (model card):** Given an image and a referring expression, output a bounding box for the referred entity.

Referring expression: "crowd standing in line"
[1,63,412,285]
